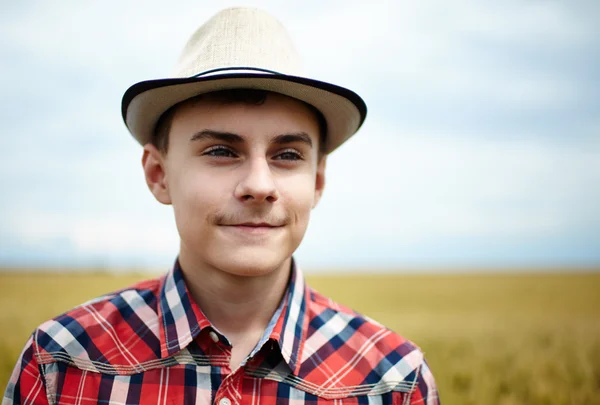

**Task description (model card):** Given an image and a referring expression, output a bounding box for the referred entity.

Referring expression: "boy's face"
[142,93,326,277]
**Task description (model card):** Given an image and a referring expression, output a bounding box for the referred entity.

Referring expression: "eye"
[202,146,237,158]
[274,149,303,161]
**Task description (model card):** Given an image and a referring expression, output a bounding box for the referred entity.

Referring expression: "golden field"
[1,270,599,404]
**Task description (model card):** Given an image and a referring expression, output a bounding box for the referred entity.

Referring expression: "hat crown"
[174,7,304,78]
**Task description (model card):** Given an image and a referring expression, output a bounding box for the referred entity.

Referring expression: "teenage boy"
[5,7,439,405]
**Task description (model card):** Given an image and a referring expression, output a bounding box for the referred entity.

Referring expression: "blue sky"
[1,1,599,272]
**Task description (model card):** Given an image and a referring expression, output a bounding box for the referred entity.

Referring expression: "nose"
[234,157,280,203]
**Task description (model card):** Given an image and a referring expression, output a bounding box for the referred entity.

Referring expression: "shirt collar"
[157,258,309,374]
[266,258,309,374]
[157,259,212,358]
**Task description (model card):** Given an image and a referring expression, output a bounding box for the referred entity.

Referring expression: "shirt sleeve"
[407,357,440,405]
[3,334,50,405]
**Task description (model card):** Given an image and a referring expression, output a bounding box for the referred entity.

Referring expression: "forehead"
[169,92,321,138]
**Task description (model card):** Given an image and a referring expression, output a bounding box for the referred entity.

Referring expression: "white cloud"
[289,0,589,108]
[7,207,178,258]
[305,123,600,241]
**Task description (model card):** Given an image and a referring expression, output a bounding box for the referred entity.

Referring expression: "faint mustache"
[214,212,289,227]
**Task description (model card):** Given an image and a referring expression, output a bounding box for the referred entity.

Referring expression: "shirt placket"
[205,329,242,405]
[209,332,274,405]
[214,367,245,405]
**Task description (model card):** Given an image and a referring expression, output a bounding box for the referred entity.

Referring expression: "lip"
[220,223,283,235]
[237,222,277,227]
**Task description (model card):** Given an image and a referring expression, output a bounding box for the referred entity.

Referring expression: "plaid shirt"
[4,259,439,405]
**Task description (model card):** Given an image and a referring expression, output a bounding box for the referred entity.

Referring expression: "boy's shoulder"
[307,285,422,354]
[32,276,164,371]
[295,286,425,395]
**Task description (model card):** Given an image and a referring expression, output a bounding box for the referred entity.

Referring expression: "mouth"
[220,222,284,235]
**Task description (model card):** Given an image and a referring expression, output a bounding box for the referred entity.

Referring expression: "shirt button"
[219,398,231,405]
[209,331,219,343]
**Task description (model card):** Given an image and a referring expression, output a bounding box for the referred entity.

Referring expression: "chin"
[211,248,291,277]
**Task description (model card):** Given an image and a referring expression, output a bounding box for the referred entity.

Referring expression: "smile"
[220,223,284,235]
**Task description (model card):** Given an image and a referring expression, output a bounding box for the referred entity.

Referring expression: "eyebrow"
[190,130,244,143]
[271,132,313,148]
[190,130,313,148]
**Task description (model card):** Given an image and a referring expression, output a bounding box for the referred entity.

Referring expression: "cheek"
[169,168,226,227]
[278,174,317,223]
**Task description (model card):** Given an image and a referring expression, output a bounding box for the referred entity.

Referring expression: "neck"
[178,253,292,343]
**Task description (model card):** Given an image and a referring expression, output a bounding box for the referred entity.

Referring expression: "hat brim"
[122,73,367,154]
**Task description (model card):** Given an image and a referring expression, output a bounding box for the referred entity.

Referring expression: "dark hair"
[152,89,327,157]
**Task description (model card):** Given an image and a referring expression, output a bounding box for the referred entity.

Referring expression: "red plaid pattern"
[4,260,439,404]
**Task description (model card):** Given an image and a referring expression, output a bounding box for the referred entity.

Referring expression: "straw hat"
[121,7,367,154]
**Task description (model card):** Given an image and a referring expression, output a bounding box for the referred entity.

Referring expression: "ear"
[142,144,172,205]
[312,155,327,209]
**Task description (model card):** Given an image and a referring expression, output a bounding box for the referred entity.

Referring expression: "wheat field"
[1,270,599,404]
